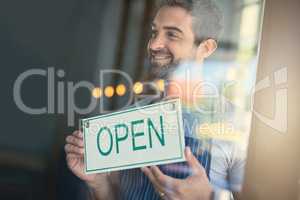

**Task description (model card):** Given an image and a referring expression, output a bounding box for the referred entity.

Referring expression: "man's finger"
[73,130,83,138]
[150,166,178,191]
[141,167,174,199]
[185,147,205,175]
[64,144,84,155]
[141,167,156,183]
[66,135,84,147]
[66,153,81,159]
[141,167,166,192]
[141,167,164,188]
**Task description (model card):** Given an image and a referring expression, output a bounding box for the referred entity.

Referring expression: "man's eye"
[166,31,180,40]
[151,30,158,38]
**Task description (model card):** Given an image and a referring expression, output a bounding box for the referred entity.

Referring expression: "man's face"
[148,6,198,76]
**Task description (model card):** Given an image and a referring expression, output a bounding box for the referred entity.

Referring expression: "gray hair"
[157,0,223,44]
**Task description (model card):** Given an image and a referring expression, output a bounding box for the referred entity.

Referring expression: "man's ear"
[196,39,218,59]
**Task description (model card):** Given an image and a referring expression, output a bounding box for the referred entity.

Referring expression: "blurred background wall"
[0,0,264,199]
[242,0,300,199]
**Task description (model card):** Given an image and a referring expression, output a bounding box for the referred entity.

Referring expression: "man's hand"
[141,147,213,200]
[65,130,117,200]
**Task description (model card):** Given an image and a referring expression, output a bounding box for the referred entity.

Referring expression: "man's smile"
[151,53,173,61]
[152,56,172,60]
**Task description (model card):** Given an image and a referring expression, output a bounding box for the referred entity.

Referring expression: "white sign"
[82,98,185,174]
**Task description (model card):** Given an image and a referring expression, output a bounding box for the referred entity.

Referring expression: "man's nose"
[149,35,166,51]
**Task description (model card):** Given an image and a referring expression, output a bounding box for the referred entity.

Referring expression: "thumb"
[185,147,206,176]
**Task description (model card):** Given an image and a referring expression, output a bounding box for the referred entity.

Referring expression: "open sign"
[82,99,185,174]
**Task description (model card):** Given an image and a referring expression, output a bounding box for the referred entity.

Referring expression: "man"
[64,0,245,199]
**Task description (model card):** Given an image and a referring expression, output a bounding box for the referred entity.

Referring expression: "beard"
[148,49,180,81]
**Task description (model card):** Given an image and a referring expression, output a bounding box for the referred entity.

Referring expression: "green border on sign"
[82,98,185,173]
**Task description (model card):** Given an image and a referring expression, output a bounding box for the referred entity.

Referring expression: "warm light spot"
[133,82,143,94]
[92,87,102,99]
[116,84,126,96]
[156,79,165,92]
[104,86,114,98]
[227,68,237,80]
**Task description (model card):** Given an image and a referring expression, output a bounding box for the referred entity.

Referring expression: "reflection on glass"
[138,0,264,198]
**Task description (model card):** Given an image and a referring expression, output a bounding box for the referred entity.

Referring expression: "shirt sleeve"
[209,140,246,192]
[227,143,247,192]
